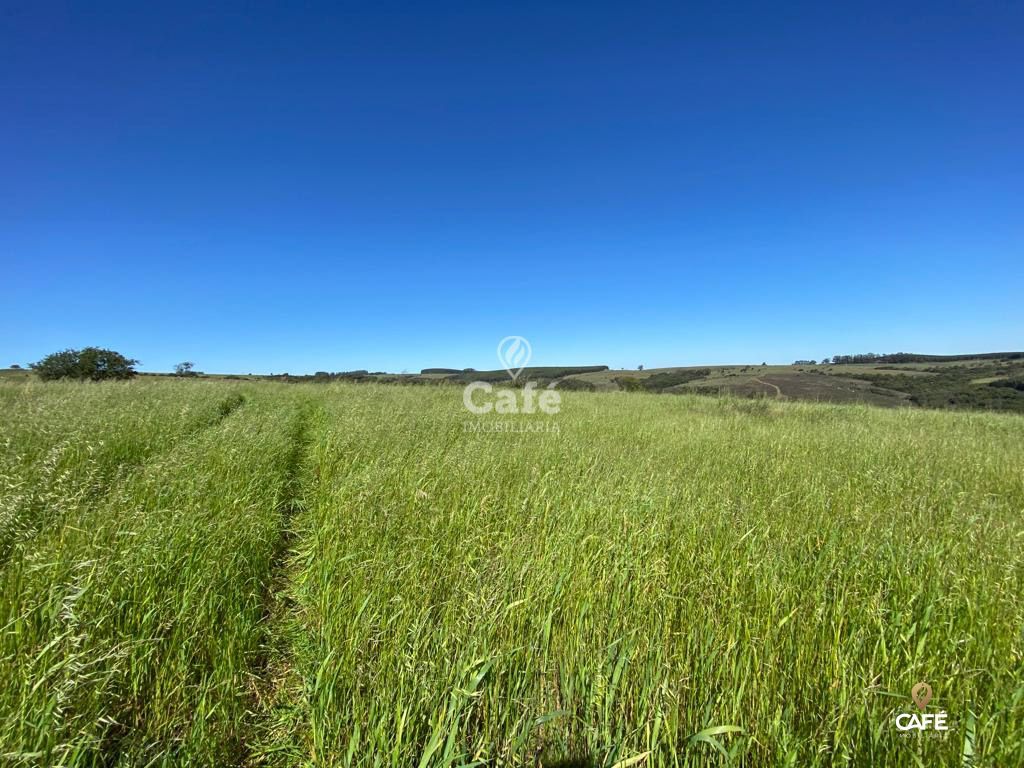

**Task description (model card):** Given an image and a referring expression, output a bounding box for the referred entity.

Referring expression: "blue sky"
[2,1,1021,373]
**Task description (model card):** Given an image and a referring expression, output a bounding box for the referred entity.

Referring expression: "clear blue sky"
[3,1,1021,373]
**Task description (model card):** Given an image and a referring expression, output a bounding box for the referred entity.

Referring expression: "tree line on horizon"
[796,351,1023,366]
[21,346,1024,384]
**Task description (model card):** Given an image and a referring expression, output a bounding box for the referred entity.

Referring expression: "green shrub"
[31,347,138,381]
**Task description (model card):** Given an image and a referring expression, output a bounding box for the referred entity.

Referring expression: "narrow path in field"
[242,401,318,767]
[752,377,783,399]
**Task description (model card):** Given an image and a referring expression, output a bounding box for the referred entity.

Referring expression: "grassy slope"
[1,379,1022,766]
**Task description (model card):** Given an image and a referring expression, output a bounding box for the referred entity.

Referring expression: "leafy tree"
[31,347,138,381]
[9,364,20,369]
[174,361,197,376]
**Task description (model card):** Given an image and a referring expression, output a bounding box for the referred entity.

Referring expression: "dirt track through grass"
[244,399,318,767]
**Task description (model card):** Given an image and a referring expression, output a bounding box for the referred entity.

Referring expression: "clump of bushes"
[988,377,1024,392]
[554,378,596,392]
[615,369,711,393]
[867,367,1024,413]
[31,347,138,381]
[218,393,246,417]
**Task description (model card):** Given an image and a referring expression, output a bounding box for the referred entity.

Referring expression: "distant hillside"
[11,356,1023,414]
[821,351,1023,365]
[446,366,608,385]
[559,356,1024,414]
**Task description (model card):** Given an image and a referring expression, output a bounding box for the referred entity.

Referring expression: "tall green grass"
[268,386,1024,766]
[0,379,248,562]
[0,383,309,766]
[1,379,1022,766]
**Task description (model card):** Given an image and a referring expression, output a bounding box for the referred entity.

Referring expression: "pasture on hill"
[0,378,1022,766]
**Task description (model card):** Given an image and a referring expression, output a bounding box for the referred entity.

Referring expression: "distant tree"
[638,364,644,371]
[9,364,20,369]
[174,361,196,376]
[31,347,138,381]
[761,362,767,366]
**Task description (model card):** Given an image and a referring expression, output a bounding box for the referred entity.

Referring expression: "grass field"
[1,378,1022,766]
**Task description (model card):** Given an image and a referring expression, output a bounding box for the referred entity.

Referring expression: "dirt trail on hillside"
[752,377,783,399]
